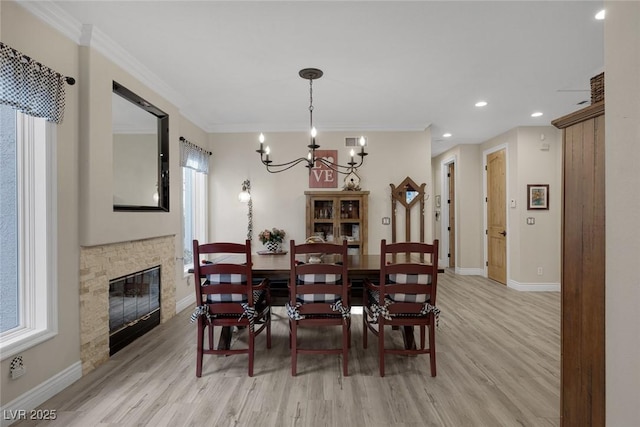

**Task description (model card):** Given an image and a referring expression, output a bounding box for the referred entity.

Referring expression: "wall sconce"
[239,179,253,240]
[238,180,251,202]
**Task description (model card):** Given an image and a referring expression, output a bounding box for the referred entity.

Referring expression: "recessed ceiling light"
[595,10,605,20]
[442,133,452,138]
[475,101,488,107]
[531,112,543,118]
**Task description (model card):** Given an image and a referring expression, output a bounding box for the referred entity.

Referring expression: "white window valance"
[0,42,72,124]
[180,136,211,174]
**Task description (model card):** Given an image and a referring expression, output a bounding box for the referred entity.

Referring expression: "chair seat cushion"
[296,274,342,303]
[208,273,247,283]
[206,286,264,305]
[297,273,340,284]
[366,289,431,311]
[387,273,432,303]
[204,273,248,302]
[296,293,341,303]
[286,299,350,320]
[388,273,432,284]
[365,289,439,325]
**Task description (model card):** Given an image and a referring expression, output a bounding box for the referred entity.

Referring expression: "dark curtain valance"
[180,136,211,174]
[0,42,74,124]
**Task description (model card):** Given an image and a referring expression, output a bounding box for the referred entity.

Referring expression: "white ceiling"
[37,1,603,156]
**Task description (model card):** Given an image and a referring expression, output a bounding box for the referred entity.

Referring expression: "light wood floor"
[16,273,560,427]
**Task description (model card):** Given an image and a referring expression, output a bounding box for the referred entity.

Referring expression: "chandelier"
[256,68,368,174]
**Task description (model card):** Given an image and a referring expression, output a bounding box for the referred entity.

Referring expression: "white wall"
[513,127,561,285]
[78,47,181,246]
[605,1,640,424]
[431,144,485,272]
[433,125,561,287]
[1,0,81,405]
[209,130,433,254]
[1,0,210,407]
[3,0,638,421]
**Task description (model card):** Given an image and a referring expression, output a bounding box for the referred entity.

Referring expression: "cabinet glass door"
[313,200,334,220]
[312,199,334,242]
[339,200,360,219]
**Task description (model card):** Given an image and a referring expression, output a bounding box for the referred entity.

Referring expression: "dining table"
[209,251,443,352]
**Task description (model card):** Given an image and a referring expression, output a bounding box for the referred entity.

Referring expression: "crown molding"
[206,122,430,133]
[17,0,84,44]
[85,24,189,108]
[16,0,207,131]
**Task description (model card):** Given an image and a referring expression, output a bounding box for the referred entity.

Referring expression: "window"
[182,168,207,272]
[0,105,58,360]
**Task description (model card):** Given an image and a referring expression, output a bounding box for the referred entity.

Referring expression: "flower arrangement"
[258,227,286,244]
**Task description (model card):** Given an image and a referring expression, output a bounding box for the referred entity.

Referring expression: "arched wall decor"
[390,176,427,243]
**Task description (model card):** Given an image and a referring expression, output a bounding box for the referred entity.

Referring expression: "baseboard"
[176,294,195,313]
[508,279,560,292]
[1,361,82,427]
[454,267,485,276]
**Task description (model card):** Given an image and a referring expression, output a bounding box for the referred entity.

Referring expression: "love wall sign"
[309,150,338,188]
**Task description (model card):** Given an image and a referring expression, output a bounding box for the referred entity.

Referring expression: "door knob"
[499,230,507,236]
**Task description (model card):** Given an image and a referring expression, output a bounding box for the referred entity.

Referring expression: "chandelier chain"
[309,78,314,129]
[255,68,368,174]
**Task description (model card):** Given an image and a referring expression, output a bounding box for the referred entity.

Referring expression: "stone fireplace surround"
[79,235,176,374]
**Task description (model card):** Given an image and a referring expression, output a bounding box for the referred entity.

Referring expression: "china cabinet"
[305,191,369,255]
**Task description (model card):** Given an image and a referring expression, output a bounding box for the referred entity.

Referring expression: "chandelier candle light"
[256,68,368,174]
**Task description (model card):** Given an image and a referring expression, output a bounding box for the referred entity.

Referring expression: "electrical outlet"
[10,356,26,379]
[537,267,543,276]
[382,217,390,225]
[11,365,26,379]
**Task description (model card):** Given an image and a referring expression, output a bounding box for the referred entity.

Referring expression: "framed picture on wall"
[527,184,549,210]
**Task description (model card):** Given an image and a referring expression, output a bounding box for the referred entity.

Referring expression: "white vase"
[265,241,280,253]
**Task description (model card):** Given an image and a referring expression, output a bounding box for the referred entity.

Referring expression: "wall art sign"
[309,150,338,188]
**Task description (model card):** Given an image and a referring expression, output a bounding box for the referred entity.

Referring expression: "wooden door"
[486,149,507,284]
[448,163,456,268]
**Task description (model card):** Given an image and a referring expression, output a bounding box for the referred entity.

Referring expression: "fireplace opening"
[109,266,161,355]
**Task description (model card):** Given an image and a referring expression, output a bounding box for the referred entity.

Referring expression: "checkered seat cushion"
[295,273,342,303]
[205,273,264,303]
[386,273,432,303]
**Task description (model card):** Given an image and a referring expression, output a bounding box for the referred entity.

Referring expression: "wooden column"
[552,101,605,427]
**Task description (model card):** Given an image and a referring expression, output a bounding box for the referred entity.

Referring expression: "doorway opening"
[440,157,456,269]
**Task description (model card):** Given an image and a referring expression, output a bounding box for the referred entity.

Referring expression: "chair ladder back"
[288,239,351,377]
[289,239,349,307]
[190,239,272,378]
[379,239,439,306]
[193,239,254,305]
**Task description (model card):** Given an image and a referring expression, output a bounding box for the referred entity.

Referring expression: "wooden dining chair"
[190,240,271,377]
[288,239,351,376]
[363,239,440,377]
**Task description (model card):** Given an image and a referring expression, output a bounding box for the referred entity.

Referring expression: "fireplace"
[80,236,175,374]
[109,265,161,355]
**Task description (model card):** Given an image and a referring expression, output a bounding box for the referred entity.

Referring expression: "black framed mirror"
[112,81,169,211]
